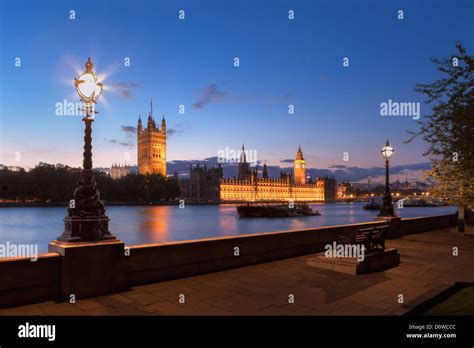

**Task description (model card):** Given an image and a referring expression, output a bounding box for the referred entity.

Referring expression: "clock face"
[302,164,305,168]
[295,164,300,169]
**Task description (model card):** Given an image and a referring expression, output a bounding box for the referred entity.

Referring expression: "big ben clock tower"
[294,145,306,184]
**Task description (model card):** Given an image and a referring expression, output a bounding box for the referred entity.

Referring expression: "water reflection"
[217,205,239,237]
[0,203,457,253]
[139,206,170,243]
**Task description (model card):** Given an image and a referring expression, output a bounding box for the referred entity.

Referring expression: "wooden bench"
[337,225,389,253]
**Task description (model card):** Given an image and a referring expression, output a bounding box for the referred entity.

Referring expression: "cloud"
[329,164,347,169]
[120,125,182,138]
[167,128,182,136]
[107,139,133,147]
[192,83,228,109]
[121,125,136,137]
[119,90,132,99]
[111,82,140,100]
[113,82,140,88]
[322,162,431,182]
[280,159,294,163]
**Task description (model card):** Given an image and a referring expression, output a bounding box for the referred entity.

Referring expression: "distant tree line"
[0,163,180,203]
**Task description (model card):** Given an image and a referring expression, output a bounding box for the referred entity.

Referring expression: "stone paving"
[1,227,473,315]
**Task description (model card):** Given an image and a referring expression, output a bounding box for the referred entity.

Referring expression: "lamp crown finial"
[85,57,94,72]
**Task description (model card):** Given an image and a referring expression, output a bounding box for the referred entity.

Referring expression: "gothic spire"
[138,115,142,132]
[296,145,304,160]
[240,143,247,163]
[262,162,268,178]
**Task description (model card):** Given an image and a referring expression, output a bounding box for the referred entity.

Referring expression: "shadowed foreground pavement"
[1,228,473,316]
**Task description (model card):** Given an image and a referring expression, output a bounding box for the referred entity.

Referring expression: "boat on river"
[363,197,382,211]
[237,203,321,218]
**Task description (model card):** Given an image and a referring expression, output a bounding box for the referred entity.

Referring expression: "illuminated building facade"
[220,146,336,202]
[137,102,167,176]
[294,145,306,184]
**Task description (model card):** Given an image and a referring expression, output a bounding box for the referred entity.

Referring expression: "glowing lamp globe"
[381,140,394,160]
[74,58,103,103]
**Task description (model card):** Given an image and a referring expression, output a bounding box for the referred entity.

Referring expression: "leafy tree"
[0,163,180,203]
[406,42,474,231]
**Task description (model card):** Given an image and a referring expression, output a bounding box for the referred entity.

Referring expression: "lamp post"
[57,58,116,242]
[378,139,396,217]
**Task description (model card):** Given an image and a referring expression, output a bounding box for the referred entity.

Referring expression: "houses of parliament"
[219,145,336,203]
[181,145,336,203]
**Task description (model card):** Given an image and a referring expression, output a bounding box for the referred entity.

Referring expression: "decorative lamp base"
[57,215,116,243]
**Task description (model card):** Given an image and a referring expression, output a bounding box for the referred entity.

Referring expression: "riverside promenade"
[1,227,473,315]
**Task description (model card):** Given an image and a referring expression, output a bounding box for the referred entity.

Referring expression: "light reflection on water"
[0,203,456,253]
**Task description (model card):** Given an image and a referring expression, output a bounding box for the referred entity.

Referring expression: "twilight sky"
[0,0,473,174]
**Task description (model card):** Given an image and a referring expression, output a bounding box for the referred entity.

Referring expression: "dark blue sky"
[1,0,473,172]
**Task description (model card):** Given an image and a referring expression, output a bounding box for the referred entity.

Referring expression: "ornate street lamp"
[57,58,116,242]
[378,140,396,217]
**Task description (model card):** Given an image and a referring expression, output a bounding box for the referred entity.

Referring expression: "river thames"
[0,203,456,253]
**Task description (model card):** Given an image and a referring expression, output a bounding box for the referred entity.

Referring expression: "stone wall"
[123,213,457,286]
[0,214,457,308]
[0,253,60,308]
[124,221,386,286]
[399,213,456,236]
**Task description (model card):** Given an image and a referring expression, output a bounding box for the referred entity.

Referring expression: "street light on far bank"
[381,141,394,160]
